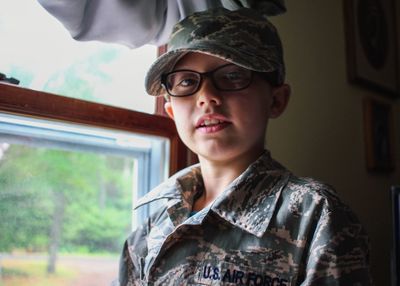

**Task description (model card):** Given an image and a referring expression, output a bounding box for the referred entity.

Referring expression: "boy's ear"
[269,84,291,119]
[164,101,175,120]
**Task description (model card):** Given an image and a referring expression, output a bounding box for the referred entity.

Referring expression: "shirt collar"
[134,163,203,226]
[134,150,290,236]
[211,152,290,237]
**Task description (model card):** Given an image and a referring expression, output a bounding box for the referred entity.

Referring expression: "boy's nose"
[196,78,222,108]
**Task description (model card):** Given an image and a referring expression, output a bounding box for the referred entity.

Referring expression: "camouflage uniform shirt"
[118,151,372,285]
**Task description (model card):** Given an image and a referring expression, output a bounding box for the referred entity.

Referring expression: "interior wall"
[267,1,400,285]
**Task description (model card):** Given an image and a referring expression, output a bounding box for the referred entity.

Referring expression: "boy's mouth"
[196,115,231,133]
[199,119,224,127]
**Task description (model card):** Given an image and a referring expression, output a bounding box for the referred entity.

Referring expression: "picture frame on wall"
[344,0,399,97]
[363,98,395,172]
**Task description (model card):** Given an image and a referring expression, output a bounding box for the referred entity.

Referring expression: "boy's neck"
[192,149,264,211]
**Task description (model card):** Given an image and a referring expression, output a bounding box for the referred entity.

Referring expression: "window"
[0,2,191,285]
[0,112,170,227]
[0,83,189,285]
[0,112,169,282]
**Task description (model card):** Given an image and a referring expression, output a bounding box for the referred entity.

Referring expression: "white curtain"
[37,0,286,48]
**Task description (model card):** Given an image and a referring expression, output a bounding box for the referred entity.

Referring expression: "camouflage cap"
[145,7,285,96]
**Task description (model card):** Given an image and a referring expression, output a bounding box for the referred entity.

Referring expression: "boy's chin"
[195,146,263,165]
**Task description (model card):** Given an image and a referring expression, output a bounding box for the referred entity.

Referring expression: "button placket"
[147,223,198,283]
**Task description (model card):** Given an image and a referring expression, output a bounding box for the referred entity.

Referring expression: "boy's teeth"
[204,119,220,126]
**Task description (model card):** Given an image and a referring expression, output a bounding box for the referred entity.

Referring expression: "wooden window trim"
[0,82,190,175]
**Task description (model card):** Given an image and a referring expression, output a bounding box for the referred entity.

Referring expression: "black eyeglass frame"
[160,64,256,97]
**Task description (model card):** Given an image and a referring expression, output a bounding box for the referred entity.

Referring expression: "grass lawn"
[0,260,77,286]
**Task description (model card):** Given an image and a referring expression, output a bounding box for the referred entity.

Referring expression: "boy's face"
[164,53,289,164]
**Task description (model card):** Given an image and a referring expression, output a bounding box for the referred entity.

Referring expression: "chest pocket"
[192,249,295,286]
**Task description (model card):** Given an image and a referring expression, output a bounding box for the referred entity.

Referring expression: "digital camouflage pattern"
[116,151,372,285]
[145,8,285,96]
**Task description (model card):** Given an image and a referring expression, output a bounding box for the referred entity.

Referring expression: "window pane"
[0,2,157,114]
[0,113,169,285]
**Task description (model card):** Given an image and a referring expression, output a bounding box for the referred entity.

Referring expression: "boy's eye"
[223,71,246,81]
[177,77,197,87]
[213,65,252,90]
[216,68,250,86]
[168,72,199,88]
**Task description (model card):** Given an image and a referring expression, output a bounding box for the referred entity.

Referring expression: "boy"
[118,8,372,286]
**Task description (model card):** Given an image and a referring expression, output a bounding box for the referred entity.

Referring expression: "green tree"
[43,48,118,102]
[0,145,133,273]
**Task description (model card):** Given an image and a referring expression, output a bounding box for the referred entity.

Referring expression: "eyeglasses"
[161,64,254,97]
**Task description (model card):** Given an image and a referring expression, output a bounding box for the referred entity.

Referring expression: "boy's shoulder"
[281,174,360,224]
[286,175,338,199]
